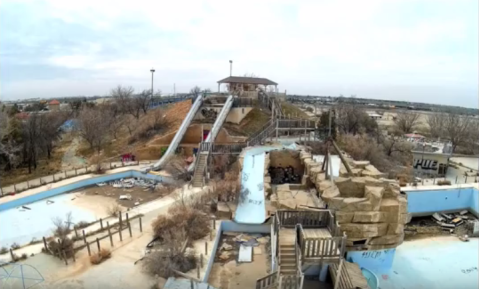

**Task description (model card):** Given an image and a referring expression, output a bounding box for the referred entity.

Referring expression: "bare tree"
[78,108,109,152]
[190,86,201,97]
[394,111,420,134]
[111,85,135,116]
[334,101,377,135]
[427,112,446,139]
[38,112,67,159]
[443,113,472,152]
[134,90,152,115]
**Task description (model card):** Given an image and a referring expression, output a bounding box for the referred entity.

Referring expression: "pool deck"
[375,236,478,289]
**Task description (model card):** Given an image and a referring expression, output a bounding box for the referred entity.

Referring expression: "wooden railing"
[300,234,345,260]
[277,119,316,129]
[279,275,304,289]
[233,97,255,107]
[256,271,278,289]
[276,210,332,228]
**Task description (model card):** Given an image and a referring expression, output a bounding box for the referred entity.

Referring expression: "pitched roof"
[217,76,277,85]
[49,100,60,105]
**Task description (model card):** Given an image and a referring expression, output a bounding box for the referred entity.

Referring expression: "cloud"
[0,0,477,108]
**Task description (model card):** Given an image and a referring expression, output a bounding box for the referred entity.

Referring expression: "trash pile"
[432,211,472,232]
[97,177,159,190]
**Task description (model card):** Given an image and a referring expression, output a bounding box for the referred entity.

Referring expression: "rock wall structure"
[299,151,410,251]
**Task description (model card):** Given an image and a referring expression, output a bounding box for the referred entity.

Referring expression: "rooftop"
[49,99,60,105]
[217,76,278,86]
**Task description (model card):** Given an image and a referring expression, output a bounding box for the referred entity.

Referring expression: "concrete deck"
[375,236,479,289]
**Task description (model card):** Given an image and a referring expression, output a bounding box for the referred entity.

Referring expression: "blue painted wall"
[0,171,175,212]
[347,249,396,273]
[472,188,479,216]
[405,187,478,217]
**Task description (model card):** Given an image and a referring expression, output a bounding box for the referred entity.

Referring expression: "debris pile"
[97,178,159,190]
[432,211,473,232]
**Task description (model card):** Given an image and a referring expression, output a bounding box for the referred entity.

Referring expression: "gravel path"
[62,137,86,170]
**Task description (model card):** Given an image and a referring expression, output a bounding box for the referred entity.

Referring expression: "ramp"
[151,94,204,171]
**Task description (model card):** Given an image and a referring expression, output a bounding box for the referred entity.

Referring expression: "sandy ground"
[69,192,124,219]
[80,184,175,208]
[207,233,270,289]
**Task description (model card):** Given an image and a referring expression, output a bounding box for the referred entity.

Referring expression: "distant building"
[367,112,382,120]
[49,100,60,111]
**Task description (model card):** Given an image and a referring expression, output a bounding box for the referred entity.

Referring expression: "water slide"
[187,95,235,172]
[204,95,234,142]
[150,94,204,171]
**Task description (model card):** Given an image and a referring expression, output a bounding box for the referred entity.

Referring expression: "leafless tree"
[334,101,377,135]
[443,113,473,152]
[394,111,420,134]
[134,89,152,115]
[22,113,42,173]
[427,112,446,139]
[78,108,109,152]
[38,112,67,159]
[190,86,201,97]
[111,85,135,115]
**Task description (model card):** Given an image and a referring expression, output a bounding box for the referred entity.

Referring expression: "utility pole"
[150,68,155,98]
[174,83,176,96]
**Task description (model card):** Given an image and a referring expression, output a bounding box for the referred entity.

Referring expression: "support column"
[319,264,329,282]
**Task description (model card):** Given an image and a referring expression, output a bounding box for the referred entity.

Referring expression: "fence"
[0,161,153,197]
[256,272,278,289]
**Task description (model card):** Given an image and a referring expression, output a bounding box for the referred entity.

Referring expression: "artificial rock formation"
[299,151,410,251]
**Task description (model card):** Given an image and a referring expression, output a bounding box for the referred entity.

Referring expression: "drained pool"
[0,193,97,248]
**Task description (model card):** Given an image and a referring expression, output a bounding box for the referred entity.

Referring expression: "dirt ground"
[207,233,270,289]
[79,183,175,208]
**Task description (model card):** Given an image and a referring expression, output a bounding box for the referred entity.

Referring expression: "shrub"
[48,238,74,258]
[152,207,210,242]
[437,180,451,186]
[100,248,111,259]
[0,247,8,254]
[142,231,197,278]
[21,253,28,260]
[10,243,20,250]
[105,203,122,217]
[74,221,91,230]
[90,254,103,265]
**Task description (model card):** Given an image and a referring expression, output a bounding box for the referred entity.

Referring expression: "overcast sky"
[1,0,478,108]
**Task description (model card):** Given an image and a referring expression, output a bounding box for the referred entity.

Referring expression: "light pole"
[150,68,155,98]
[229,60,233,76]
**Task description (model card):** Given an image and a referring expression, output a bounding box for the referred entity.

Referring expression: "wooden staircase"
[279,229,298,276]
[192,152,208,187]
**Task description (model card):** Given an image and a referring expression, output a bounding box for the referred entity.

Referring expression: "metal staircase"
[191,152,208,188]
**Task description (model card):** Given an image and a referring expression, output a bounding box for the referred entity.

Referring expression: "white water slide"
[204,95,234,143]
[187,95,235,172]
[151,94,205,171]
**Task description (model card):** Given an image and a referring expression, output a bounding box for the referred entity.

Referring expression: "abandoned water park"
[1,83,479,289]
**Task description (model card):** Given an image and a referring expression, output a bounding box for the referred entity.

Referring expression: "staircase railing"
[247,120,277,146]
[256,271,278,289]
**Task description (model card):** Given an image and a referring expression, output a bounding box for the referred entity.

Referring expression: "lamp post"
[150,68,155,98]
[229,60,233,76]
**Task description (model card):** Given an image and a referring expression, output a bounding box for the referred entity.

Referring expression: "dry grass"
[105,203,122,217]
[152,206,210,241]
[100,248,111,259]
[90,254,103,265]
[142,231,197,278]
[281,102,309,119]
[437,180,452,186]
[224,107,271,137]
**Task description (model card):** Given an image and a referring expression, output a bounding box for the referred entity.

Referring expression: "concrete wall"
[412,152,449,176]
[203,220,271,282]
[0,170,175,212]
[149,124,245,146]
[194,107,252,124]
[404,186,478,217]
[269,150,304,176]
[346,249,396,273]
